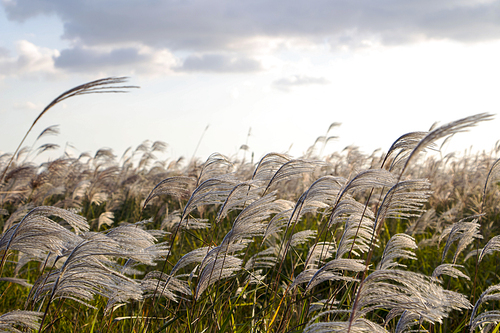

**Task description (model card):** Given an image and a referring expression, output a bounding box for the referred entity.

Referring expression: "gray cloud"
[273,75,330,91]
[175,54,262,73]
[4,0,500,53]
[54,47,151,72]
[0,47,10,58]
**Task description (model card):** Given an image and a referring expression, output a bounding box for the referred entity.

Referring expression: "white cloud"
[53,45,178,76]
[0,40,59,78]
[174,53,263,73]
[5,0,500,53]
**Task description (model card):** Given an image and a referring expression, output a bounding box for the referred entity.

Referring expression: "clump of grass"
[2,79,500,332]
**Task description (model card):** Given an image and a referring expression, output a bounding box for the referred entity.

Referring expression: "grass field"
[1,78,500,332]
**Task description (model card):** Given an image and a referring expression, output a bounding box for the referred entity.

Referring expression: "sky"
[1,0,500,164]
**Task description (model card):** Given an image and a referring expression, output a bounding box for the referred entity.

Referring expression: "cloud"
[175,54,262,73]
[273,75,330,91]
[52,45,178,75]
[4,0,500,53]
[54,47,149,70]
[0,40,59,78]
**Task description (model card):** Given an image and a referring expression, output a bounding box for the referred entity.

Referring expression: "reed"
[1,80,500,332]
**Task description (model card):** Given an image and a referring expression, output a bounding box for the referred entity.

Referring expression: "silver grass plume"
[0,277,32,288]
[195,255,242,299]
[105,224,169,266]
[95,211,114,230]
[196,153,234,186]
[220,192,281,246]
[170,246,212,276]
[470,285,500,331]
[300,258,365,291]
[303,317,388,333]
[304,241,337,270]
[263,159,326,195]
[29,233,142,313]
[440,216,483,264]
[171,217,211,230]
[1,204,33,232]
[481,157,500,213]
[142,176,195,209]
[308,299,339,315]
[377,234,418,270]
[195,194,282,299]
[464,248,481,262]
[432,264,470,281]
[352,269,471,324]
[141,271,190,302]
[288,176,346,230]
[374,179,432,234]
[214,181,262,223]
[251,152,292,183]
[0,215,82,258]
[263,206,294,241]
[180,175,239,222]
[0,310,42,333]
[0,206,88,272]
[398,113,494,178]
[35,125,60,142]
[334,169,397,200]
[406,208,437,236]
[392,310,426,333]
[383,132,432,172]
[329,196,376,229]
[290,230,317,248]
[335,212,375,259]
[244,246,279,270]
[478,235,500,263]
[469,311,500,333]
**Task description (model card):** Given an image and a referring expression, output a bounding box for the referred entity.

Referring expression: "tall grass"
[1,79,500,332]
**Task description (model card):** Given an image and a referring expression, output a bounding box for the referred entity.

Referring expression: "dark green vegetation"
[1,79,500,332]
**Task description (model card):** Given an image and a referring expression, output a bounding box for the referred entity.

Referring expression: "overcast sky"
[1,0,500,163]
